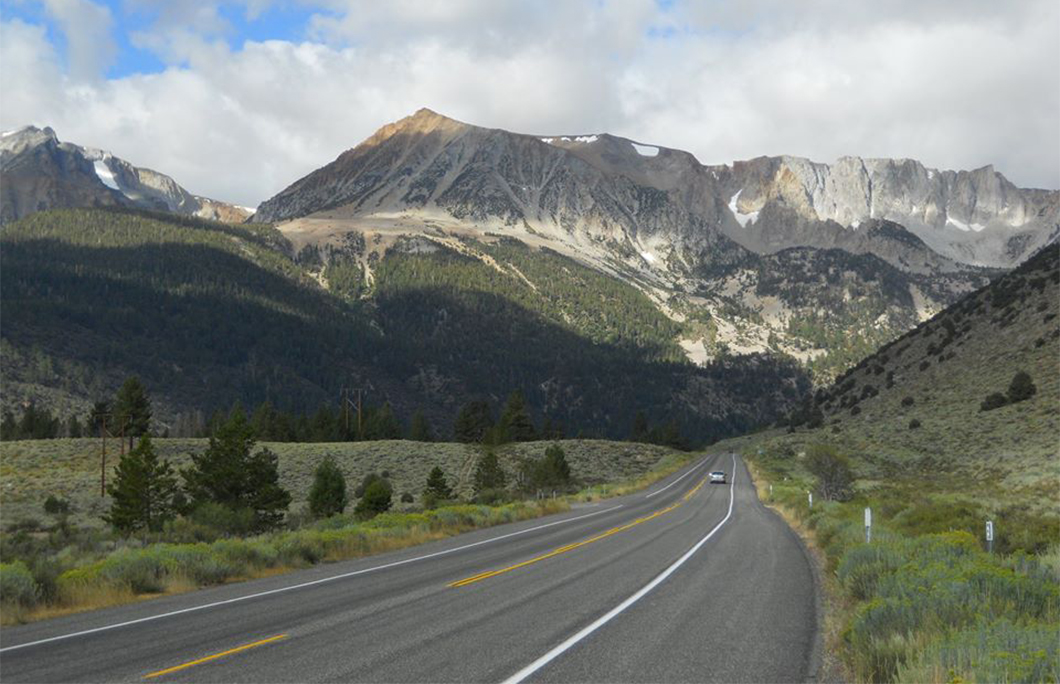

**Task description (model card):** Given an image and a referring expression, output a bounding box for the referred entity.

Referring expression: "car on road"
[710,471,727,484]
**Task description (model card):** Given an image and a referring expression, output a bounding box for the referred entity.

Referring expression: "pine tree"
[498,391,536,442]
[113,376,152,450]
[473,449,507,494]
[308,456,347,519]
[423,466,453,501]
[367,403,402,440]
[630,411,649,443]
[409,411,434,442]
[540,444,572,489]
[453,400,494,443]
[104,435,178,533]
[67,414,83,438]
[181,408,291,531]
[0,411,19,441]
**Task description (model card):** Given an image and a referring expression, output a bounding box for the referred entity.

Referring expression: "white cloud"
[0,0,1056,207]
[40,0,116,79]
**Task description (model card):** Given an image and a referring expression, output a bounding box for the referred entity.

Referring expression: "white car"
[710,471,727,484]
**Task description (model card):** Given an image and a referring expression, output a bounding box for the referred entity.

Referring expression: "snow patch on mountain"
[631,142,659,157]
[728,189,759,227]
[92,160,121,192]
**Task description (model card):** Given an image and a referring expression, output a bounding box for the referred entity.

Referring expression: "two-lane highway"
[0,453,819,683]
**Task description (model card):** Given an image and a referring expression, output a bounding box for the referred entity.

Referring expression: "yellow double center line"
[449,477,708,588]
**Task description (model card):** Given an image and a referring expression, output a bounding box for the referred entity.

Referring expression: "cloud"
[40,0,116,79]
[0,0,1056,207]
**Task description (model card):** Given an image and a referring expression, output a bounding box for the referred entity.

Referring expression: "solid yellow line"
[143,634,287,679]
[450,477,708,588]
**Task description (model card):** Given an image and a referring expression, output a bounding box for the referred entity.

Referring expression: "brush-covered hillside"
[790,242,1059,492]
[0,208,808,442]
[0,438,677,528]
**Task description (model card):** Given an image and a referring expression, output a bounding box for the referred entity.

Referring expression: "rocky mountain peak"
[0,126,251,224]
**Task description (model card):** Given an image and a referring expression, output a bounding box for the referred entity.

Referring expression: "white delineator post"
[808,492,813,509]
[986,520,994,554]
[865,507,872,543]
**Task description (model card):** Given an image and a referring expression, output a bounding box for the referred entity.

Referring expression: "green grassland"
[0,438,676,529]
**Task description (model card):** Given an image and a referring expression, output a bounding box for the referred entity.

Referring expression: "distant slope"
[0,126,251,224]
[801,243,1059,488]
[0,208,809,442]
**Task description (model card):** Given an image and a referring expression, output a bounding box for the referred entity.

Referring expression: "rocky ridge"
[0,126,251,224]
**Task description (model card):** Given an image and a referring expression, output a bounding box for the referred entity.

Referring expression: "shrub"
[805,444,854,502]
[908,419,921,429]
[43,495,71,517]
[190,502,257,537]
[1007,371,1037,403]
[0,561,38,609]
[400,492,414,504]
[354,479,393,519]
[980,392,1009,411]
[900,396,914,407]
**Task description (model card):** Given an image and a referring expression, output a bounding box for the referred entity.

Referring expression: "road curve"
[0,454,819,683]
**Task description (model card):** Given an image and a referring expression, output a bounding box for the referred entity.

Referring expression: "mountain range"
[249,109,1057,376]
[0,110,1056,439]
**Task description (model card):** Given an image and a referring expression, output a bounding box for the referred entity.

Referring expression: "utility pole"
[341,386,369,438]
[98,413,111,497]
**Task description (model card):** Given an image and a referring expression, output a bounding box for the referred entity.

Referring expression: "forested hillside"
[0,208,809,442]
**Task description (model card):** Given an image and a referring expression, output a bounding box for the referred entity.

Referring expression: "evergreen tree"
[539,444,572,489]
[251,401,276,441]
[310,404,341,442]
[181,408,291,531]
[104,435,178,533]
[0,411,19,441]
[409,411,434,442]
[1007,371,1037,403]
[423,466,453,501]
[308,456,347,519]
[18,402,59,439]
[366,403,402,440]
[453,400,494,443]
[473,449,507,494]
[67,414,83,438]
[113,376,152,450]
[629,411,649,443]
[498,390,535,442]
[354,478,393,518]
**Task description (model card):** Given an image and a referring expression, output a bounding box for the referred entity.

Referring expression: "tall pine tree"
[182,407,291,531]
[104,435,178,533]
[113,376,152,451]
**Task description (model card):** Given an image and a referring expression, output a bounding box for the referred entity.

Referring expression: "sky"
[1,0,1057,206]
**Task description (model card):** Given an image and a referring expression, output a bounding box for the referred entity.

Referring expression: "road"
[0,453,819,683]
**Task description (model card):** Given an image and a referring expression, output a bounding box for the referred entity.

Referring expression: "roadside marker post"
[986,520,994,554]
[864,507,872,543]
[769,483,773,499]
[808,492,813,509]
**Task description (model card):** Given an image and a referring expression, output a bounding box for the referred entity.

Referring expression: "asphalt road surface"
[0,453,819,683]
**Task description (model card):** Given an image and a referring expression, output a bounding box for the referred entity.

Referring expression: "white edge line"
[502,454,737,684]
[644,456,710,498]
[0,504,624,653]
